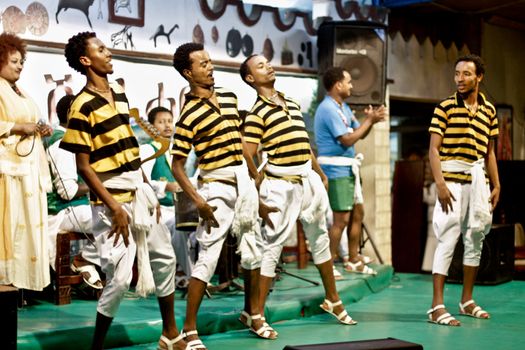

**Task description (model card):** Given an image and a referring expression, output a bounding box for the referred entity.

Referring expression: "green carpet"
[19,267,525,350]
[114,273,525,350]
[17,264,392,349]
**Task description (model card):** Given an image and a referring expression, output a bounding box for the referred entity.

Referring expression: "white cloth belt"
[265,160,328,224]
[200,162,261,266]
[98,170,158,297]
[441,159,492,231]
[317,154,364,204]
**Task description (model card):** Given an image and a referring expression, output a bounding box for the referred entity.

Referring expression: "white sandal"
[344,260,377,275]
[70,263,103,289]
[181,330,207,350]
[319,299,357,325]
[238,311,278,339]
[427,304,460,326]
[333,266,344,280]
[459,300,490,319]
[358,254,374,265]
[158,333,188,350]
[261,316,278,336]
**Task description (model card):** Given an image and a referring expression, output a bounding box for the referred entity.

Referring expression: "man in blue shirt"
[314,67,386,278]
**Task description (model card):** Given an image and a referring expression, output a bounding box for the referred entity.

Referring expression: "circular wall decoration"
[335,0,366,20]
[241,34,253,57]
[26,2,49,36]
[200,0,228,21]
[211,25,219,43]
[193,23,205,44]
[237,3,263,26]
[2,6,27,34]
[301,14,316,36]
[226,27,242,57]
[262,37,274,62]
[272,8,297,31]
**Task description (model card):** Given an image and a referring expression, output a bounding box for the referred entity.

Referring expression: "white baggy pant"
[259,177,332,278]
[91,203,176,318]
[159,205,194,278]
[191,180,263,283]
[432,182,492,275]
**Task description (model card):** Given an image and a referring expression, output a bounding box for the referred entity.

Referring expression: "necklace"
[464,101,478,114]
[269,92,278,100]
[87,84,111,94]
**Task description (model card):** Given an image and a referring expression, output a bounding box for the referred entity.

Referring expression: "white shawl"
[441,159,492,232]
[317,153,364,203]
[199,162,261,266]
[98,170,158,297]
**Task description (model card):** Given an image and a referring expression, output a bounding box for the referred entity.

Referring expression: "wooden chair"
[282,221,309,269]
[54,231,94,305]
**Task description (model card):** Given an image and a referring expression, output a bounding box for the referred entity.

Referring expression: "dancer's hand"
[108,205,130,247]
[259,201,279,230]
[364,105,388,124]
[436,182,455,214]
[37,123,53,137]
[490,185,500,211]
[196,199,219,233]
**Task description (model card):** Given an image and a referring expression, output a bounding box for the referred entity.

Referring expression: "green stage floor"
[17,266,525,350]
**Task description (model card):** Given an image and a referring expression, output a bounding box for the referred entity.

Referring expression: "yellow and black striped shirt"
[172,87,243,170]
[429,92,498,183]
[60,84,140,203]
[244,92,311,167]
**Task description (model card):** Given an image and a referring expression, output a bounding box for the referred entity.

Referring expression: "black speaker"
[317,21,387,105]
[283,338,423,350]
[0,286,17,350]
[448,224,515,285]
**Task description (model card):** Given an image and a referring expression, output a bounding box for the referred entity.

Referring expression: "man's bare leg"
[157,293,186,349]
[460,265,489,318]
[258,275,274,317]
[430,273,460,325]
[329,211,351,266]
[316,260,347,317]
[91,313,112,350]
[241,268,276,338]
[347,204,363,262]
[182,277,207,344]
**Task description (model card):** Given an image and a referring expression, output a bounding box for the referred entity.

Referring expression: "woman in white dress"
[0,33,52,291]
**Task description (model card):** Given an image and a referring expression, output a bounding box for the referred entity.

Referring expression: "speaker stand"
[360,223,384,265]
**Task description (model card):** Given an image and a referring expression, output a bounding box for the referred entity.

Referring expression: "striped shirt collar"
[453,91,489,108]
[183,87,226,113]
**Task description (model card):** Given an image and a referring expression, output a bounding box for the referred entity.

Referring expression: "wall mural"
[1,0,385,72]
[56,0,95,29]
[110,25,135,49]
[2,2,49,36]
[0,0,379,124]
[150,24,179,47]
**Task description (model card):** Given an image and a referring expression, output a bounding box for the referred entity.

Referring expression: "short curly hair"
[322,67,346,91]
[0,33,26,70]
[64,32,96,75]
[239,54,258,86]
[455,54,485,76]
[173,42,204,80]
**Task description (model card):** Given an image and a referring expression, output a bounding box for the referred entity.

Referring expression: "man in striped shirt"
[240,54,357,332]
[61,32,184,350]
[171,43,270,347]
[427,54,500,326]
